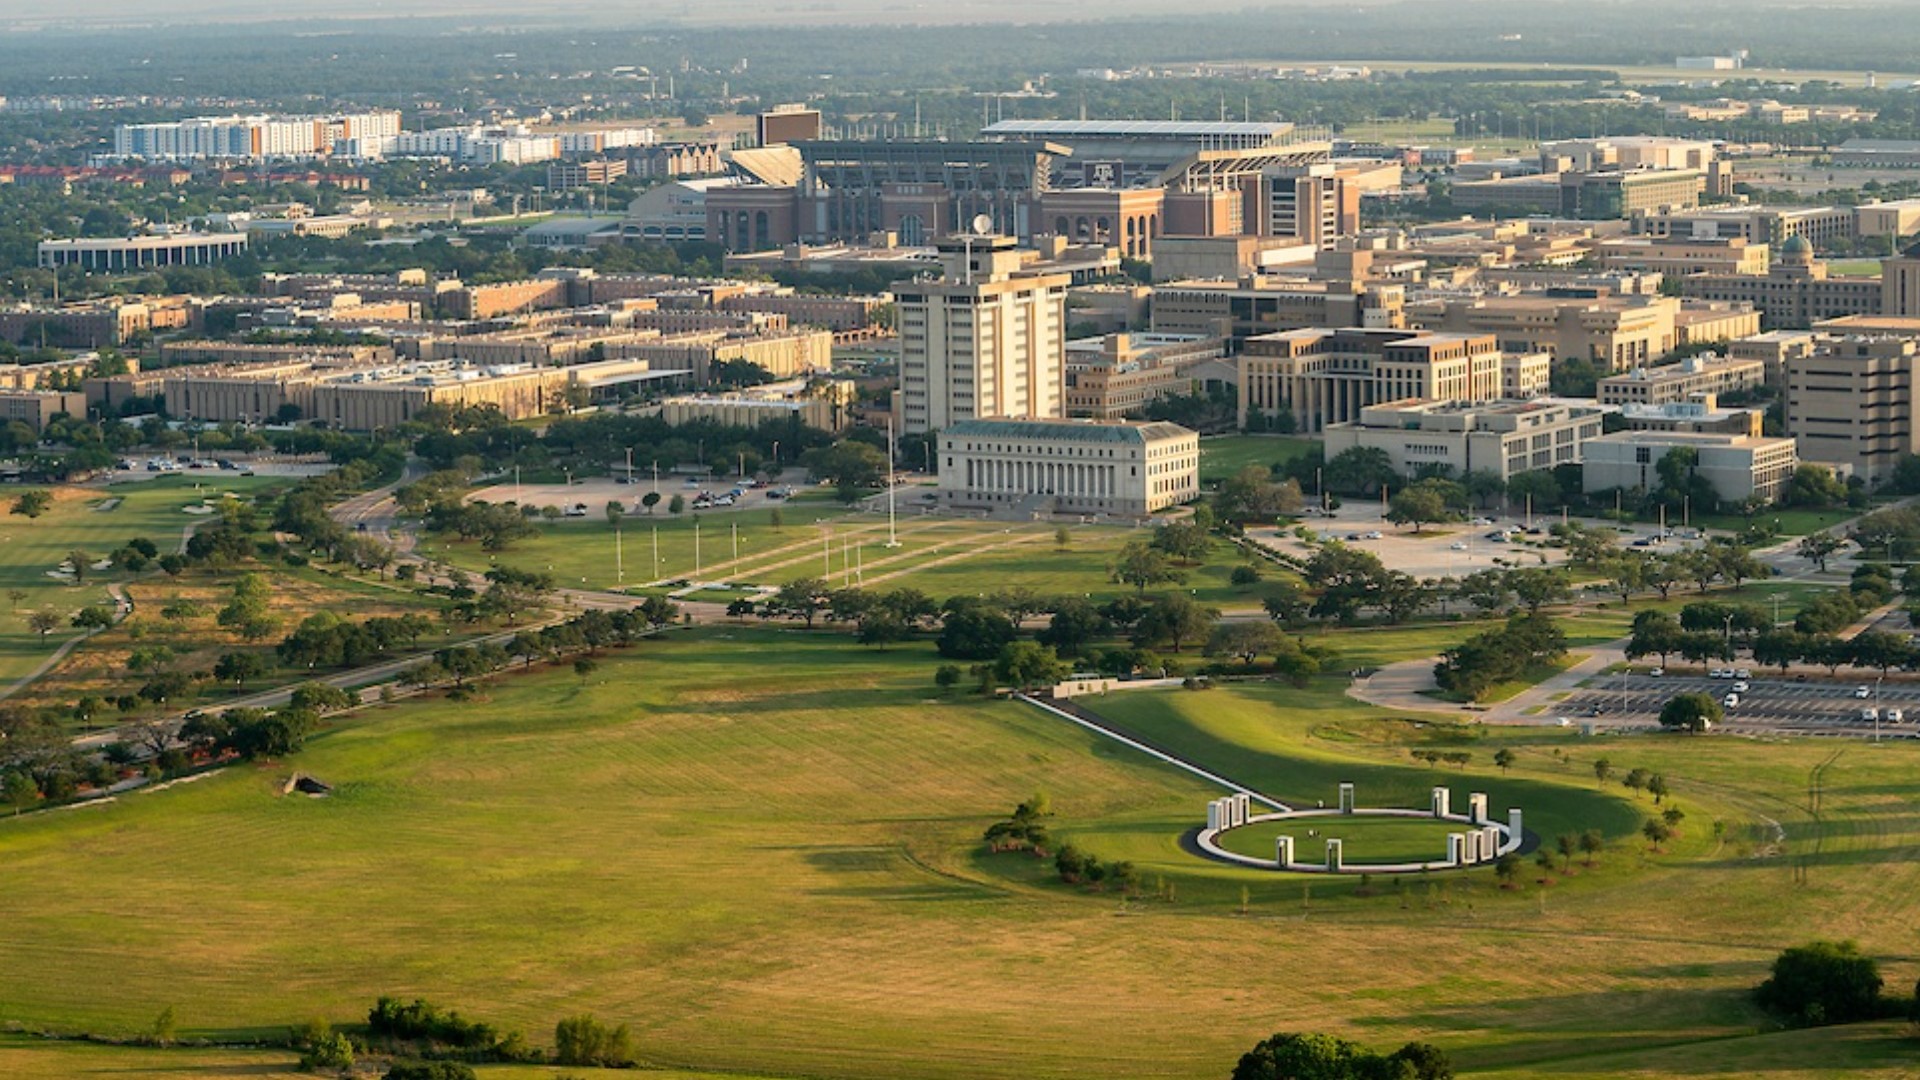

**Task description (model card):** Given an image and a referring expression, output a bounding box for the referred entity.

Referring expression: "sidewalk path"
[1348,636,1629,724]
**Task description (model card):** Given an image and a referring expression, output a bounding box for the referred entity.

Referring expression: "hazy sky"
[0,0,1299,30]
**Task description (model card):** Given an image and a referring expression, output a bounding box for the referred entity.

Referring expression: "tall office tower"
[1785,335,1920,485]
[1881,242,1920,317]
[896,235,1069,435]
[1264,163,1358,249]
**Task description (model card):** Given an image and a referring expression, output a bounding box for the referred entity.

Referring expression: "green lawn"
[0,1036,759,1080]
[1690,506,1861,536]
[1197,433,1318,485]
[0,474,288,687]
[433,512,1275,605]
[10,626,1920,1077]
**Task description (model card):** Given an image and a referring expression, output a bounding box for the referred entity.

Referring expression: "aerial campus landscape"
[15,3,1920,1079]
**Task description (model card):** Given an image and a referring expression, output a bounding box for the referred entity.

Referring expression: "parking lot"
[1559,673,1920,738]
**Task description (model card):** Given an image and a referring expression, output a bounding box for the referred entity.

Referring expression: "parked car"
[1648,667,1663,678]
[1888,708,1906,724]
[1723,693,1740,708]
[1862,707,1880,722]
[1734,668,1752,679]
[1732,680,1750,693]
[1854,685,1873,699]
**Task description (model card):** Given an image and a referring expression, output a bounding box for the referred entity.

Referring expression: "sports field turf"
[431,511,1274,605]
[7,627,1920,1077]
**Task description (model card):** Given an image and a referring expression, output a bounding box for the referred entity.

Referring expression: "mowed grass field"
[0,474,286,688]
[1198,433,1319,485]
[432,511,1274,605]
[7,627,1920,1077]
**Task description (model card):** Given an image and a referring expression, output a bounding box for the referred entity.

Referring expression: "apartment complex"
[895,236,1069,435]
[1784,336,1920,483]
[1582,430,1798,505]
[1322,399,1606,481]
[111,111,402,160]
[1597,354,1768,407]
[0,390,86,431]
[0,296,194,348]
[936,417,1199,517]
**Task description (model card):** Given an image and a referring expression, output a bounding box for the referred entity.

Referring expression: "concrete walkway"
[1348,635,1629,724]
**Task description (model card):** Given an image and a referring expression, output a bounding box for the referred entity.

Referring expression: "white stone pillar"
[1325,838,1343,872]
[1338,782,1355,814]
[1431,787,1451,818]
[1206,799,1224,831]
[1468,792,1490,825]
[1275,834,1295,867]
[1482,825,1502,857]
[1448,832,1467,866]
[1235,793,1251,823]
[1464,830,1482,863]
[1508,807,1524,845]
[1230,794,1248,827]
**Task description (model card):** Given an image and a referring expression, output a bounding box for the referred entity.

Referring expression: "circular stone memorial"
[1195,784,1524,874]
[1214,816,1463,865]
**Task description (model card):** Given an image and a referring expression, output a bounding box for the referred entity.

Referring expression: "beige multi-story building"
[1726,329,1817,383]
[164,361,341,424]
[1502,352,1553,399]
[0,355,124,392]
[936,417,1199,517]
[1322,399,1606,481]
[1880,243,1920,318]
[1413,293,1680,372]
[155,357,664,429]
[716,292,887,334]
[0,296,195,349]
[895,236,1069,435]
[1582,430,1798,506]
[1597,237,1770,277]
[1236,327,1508,432]
[1614,397,1766,437]
[1678,236,1883,328]
[1152,277,1405,344]
[1674,300,1763,346]
[1638,205,1856,248]
[1598,354,1769,407]
[1785,336,1920,483]
[659,380,855,433]
[1063,333,1228,419]
[1264,163,1360,250]
[0,390,85,430]
[624,328,833,383]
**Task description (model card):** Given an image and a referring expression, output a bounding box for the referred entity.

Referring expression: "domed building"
[1680,232,1885,328]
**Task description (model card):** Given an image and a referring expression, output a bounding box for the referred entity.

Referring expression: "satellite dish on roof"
[970,213,994,236]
